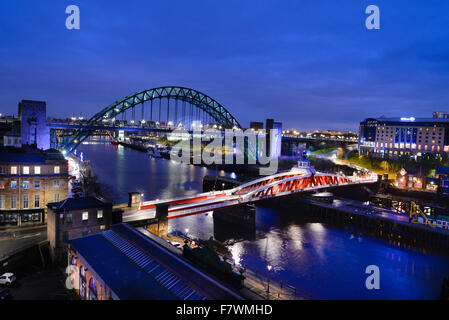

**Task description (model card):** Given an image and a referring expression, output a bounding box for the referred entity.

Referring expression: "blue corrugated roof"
[69,224,242,300]
[69,233,179,300]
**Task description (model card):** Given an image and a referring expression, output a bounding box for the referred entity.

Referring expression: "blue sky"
[1,0,448,130]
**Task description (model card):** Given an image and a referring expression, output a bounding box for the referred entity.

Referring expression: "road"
[0,226,47,259]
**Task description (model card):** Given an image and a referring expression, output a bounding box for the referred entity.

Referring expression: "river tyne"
[77,141,449,299]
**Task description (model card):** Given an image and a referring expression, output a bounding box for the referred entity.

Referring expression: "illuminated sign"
[400,117,415,121]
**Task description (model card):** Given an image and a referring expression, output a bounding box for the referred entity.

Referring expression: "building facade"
[47,196,114,262]
[18,100,50,150]
[0,147,68,226]
[359,114,449,158]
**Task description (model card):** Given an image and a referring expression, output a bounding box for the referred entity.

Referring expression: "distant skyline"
[1,1,449,131]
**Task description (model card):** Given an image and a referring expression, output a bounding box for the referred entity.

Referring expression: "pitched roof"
[69,224,243,300]
[47,196,111,211]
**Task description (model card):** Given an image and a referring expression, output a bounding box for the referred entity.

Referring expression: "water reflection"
[77,142,449,299]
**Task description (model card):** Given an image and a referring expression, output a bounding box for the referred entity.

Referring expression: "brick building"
[47,196,115,262]
[0,146,69,226]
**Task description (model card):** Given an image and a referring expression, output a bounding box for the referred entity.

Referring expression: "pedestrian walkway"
[235,266,309,300]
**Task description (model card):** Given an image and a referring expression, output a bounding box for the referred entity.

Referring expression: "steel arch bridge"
[57,86,242,155]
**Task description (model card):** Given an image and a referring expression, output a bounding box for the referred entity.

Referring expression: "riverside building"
[358,113,449,158]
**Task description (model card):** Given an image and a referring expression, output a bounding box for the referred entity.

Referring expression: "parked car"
[0,273,16,286]
[170,241,181,248]
[0,289,12,300]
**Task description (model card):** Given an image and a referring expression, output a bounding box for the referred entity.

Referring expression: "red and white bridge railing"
[125,169,378,221]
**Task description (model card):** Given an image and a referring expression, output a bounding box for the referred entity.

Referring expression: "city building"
[2,131,22,148]
[0,146,68,226]
[359,113,449,158]
[47,196,115,262]
[68,223,243,300]
[249,121,264,131]
[18,100,50,150]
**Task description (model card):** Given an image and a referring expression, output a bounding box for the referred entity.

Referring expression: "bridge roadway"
[123,167,378,223]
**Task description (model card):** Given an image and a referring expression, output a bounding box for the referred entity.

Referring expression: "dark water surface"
[77,141,449,299]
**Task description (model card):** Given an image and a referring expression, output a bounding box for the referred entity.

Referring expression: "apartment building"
[0,146,69,226]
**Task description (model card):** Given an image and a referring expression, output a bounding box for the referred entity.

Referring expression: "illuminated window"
[82,212,89,221]
[34,195,40,208]
[11,166,17,174]
[54,166,60,174]
[23,166,29,175]
[97,210,103,219]
[34,166,41,175]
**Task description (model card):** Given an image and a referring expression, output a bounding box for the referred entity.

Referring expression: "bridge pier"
[213,204,256,232]
[144,203,169,238]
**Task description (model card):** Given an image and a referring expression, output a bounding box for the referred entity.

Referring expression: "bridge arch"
[59,86,242,154]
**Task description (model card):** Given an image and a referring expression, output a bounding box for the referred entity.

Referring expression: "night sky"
[1,1,448,131]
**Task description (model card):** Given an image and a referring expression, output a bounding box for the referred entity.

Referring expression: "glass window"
[54,180,60,188]
[97,210,103,219]
[89,278,98,300]
[10,195,16,209]
[0,167,5,174]
[66,214,73,223]
[34,166,41,175]
[34,180,40,189]
[0,181,5,189]
[82,212,89,221]
[394,128,400,144]
[22,181,29,189]
[54,166,60,174]
[10,181,17,189]
[34,194,40,208]
[23,166,30,175]
[23,195,29,209]
[54,193,60,202]
[11,166,17,175]
[0,195,5,209]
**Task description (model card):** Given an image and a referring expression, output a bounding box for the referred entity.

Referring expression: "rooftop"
[69,224,243,300]
[0,147,65,164]
[363,116,449,124]
[48,196,111,212]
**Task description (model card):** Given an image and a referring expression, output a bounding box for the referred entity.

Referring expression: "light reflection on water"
[77,142,449,299]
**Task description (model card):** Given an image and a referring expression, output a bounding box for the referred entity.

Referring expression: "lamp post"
[267,265,272,297]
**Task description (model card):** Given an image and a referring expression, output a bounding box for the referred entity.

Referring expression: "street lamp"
[267,265,272,295]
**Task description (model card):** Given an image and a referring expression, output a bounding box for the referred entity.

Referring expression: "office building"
[359,113,449,158]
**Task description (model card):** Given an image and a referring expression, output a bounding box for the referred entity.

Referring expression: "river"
[76,141,449,300]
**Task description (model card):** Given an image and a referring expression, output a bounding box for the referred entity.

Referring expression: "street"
[0,226,47,259]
